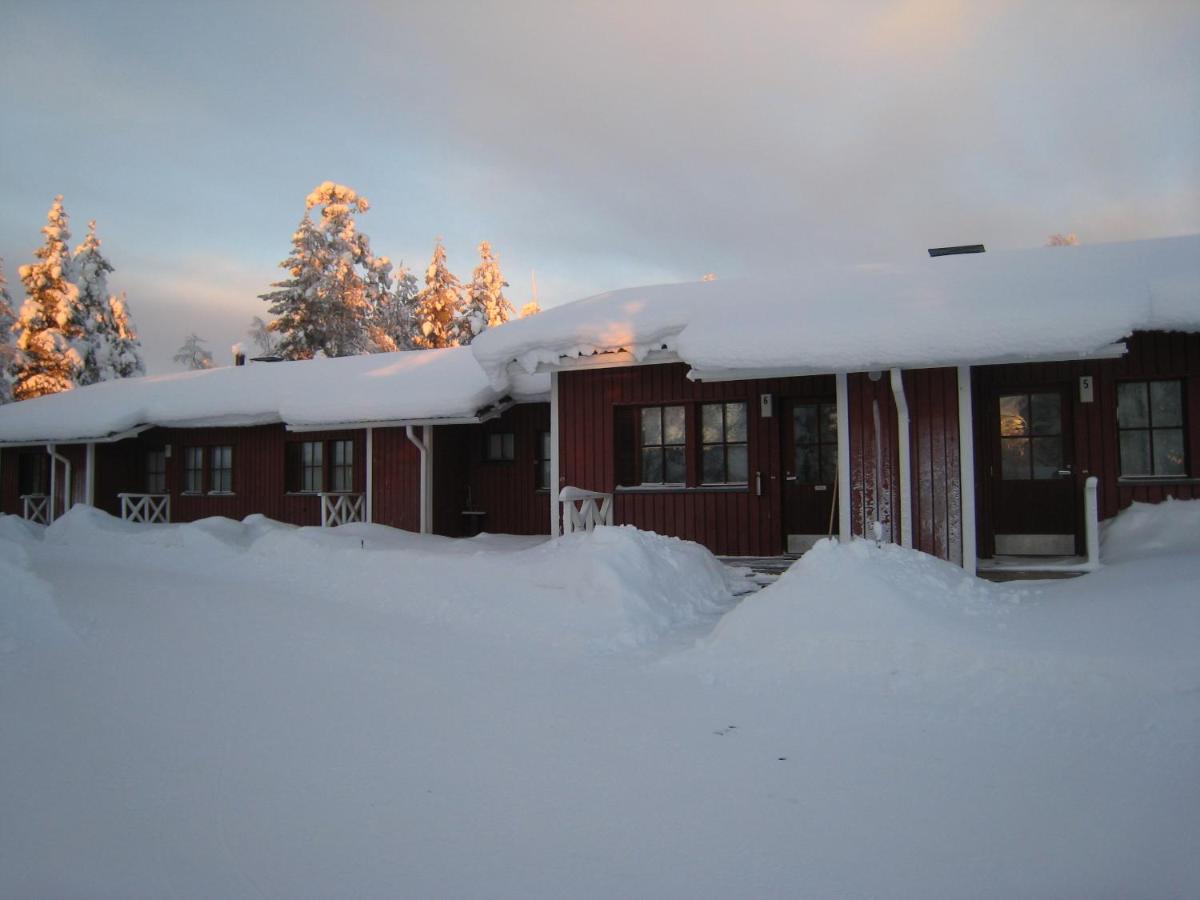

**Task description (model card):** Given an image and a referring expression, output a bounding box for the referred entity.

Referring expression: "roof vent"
[928,244,985,257]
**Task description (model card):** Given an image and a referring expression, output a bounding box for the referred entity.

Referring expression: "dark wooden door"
[991,388,1077,555]
[782,398,838,549]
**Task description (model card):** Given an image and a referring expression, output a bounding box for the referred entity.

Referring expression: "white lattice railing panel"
[558,486,613,534]
[21,494,50,525]
[320,492,366,527]
[119,493,171,524]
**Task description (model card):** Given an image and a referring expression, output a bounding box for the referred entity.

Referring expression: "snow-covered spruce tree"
[367,263,419,352]
[460,241,514,344]
[259,182,393,359]
[413,241,465,349]
[0,260,17,403]
[174,333,214,370]
[105,292,145,378]
[10,196,87,400]
[519,301,542,318]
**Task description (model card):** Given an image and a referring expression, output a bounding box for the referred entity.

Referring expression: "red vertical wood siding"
[431,403,551,537]
[558,364,833,556]
[972,330,1200,557]
[902,368,962,565]
[370,427,422,532]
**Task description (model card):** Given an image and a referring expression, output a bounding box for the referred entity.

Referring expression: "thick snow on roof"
[0,347,550,444]
[472,235,1200,383]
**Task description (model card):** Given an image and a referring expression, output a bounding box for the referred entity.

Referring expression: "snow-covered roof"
[472,235,1200,384]
[0,346,550,445]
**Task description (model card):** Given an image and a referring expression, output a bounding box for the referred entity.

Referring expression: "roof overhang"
[686,342,1129,383]
[518,347,683,376]
[0,425,153,449]
[283,397,519,433]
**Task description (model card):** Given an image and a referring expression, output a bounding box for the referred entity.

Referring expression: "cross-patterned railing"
[20,494,50,525]
[559,486,613,534]
[118,493,171,524]
[320,492,366,527]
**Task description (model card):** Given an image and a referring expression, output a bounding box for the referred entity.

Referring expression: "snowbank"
[1099,496,1200,563]
[694,499,1200,690]
[695,538,1026,685]
[0,345,550,443]
[37,508,745,653]
[472,235,1200,384]
[0,516,75,657]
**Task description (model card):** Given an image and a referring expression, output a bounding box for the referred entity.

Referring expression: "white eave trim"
[284,403,515,433]
[686,342,1130,384]
[0,424,153,449]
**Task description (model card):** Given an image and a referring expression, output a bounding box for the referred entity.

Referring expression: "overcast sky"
[1,0,1197,373]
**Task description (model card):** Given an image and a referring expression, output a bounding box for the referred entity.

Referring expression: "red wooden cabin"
[2,235,1198,576]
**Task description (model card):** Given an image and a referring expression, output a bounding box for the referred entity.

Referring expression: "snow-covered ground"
[1,502,1197,898]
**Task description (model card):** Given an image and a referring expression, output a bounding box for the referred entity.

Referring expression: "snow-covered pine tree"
[260,211,323,359]
[0,260,16,404]
[259,182,392,359]
[174,333,214,370]
[105,292,145,378]
[461,241,514,344]
[71,220,115,385]
[365,263,420,352]
[413,241,465,349]
[519,301,542,318]
[10,196,86,400]
[69,221,145,383]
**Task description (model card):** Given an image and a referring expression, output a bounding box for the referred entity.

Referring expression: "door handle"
[785,474,797,482]
[1056,467,1073,477]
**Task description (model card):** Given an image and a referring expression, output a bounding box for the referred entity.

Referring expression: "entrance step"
[719,555,799,593]
[977,555,1093,583]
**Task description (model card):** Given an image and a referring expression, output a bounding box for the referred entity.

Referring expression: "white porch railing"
[320,492,366,527]
[20,494,50,525]
[119,493,171,524]
[558,486,613,534]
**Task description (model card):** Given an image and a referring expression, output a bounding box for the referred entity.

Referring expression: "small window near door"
[700,402,748,484]
[1117,380,1186,476]
[145,450,166,494]
[999,392,1063,480]
[486,432,515,461]
[793,402,837,484]
[640,405,686,484]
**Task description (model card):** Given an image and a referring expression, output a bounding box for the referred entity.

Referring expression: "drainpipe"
[85,442,96,506]
[835,373,852,542]
[889,369,913,549]
[405,424,433,534]
[550,371,561,536]
[47,443,71,522]
[957,365,977,574]
[365,427,373,524]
